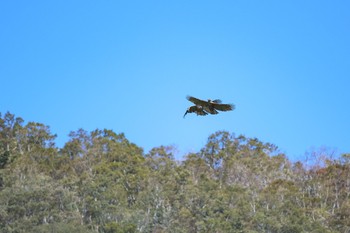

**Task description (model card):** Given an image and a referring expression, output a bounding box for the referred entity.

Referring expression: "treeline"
[0,112,349,233]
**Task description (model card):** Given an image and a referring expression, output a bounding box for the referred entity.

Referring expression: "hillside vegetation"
[0,112,349,233]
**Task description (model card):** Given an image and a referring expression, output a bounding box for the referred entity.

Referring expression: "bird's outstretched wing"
[213,103,235,112]
[186,96,209,107]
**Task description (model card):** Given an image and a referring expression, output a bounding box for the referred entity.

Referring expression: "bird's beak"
[183,111,188,118]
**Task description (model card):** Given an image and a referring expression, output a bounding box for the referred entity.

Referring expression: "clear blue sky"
[1,1,349,161]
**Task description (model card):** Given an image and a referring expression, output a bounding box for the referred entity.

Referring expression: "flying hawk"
[184,95,235,118]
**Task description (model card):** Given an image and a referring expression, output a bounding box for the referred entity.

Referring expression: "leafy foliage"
[0,112,349,232]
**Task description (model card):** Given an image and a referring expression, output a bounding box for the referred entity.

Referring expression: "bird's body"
[183,95,235,117]
[183,105,208,118]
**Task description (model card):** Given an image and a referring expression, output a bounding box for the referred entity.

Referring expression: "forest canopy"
[0,111,349,233]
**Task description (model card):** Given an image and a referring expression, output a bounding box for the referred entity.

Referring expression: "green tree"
[1,112,350,233]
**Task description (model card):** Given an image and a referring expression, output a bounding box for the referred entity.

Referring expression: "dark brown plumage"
[184,95,235,117]
[183,105,208,118]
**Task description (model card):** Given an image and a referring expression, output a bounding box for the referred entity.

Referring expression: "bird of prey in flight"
[183,95,235,118]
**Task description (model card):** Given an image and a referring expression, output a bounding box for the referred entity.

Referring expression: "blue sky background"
[1,1,349,161]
